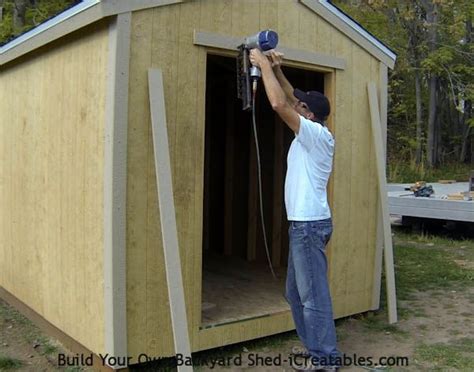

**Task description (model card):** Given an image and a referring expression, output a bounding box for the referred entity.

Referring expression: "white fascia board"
[320,0,396,62]
[0,0,101,55]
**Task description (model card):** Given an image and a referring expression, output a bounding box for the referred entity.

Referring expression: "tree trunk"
[415,69,423,164]
[465,99,474,164]
[425,1,439,167]
[13,0,28,30]
[465,18,473,165]
[460,124,471,162]
[471,129,474,166]
[0,1,4,23]
[427,76,438,166]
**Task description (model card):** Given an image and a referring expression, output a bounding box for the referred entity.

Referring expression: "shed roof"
[0,0,396,68]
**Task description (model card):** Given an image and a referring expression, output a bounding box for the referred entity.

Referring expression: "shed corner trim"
[103,11,131,363]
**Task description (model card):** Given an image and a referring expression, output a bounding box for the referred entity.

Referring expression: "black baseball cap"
[294,89,330,118]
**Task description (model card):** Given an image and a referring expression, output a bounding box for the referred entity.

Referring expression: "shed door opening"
[202,54,325,327]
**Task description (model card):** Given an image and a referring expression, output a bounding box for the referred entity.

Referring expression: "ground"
[1,223,473,371]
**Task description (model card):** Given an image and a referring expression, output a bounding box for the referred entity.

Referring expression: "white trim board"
[194,30,346,70]
[148,68,193,372]
[371,63,388,311]
[102,0,184,16]
[368,82,397,324]
[103,12,131,367]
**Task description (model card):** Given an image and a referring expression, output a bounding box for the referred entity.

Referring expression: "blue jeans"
[286,219,339,365]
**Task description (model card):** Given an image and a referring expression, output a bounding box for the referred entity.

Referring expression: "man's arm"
[267,51,298,107]
[250,49,300,133]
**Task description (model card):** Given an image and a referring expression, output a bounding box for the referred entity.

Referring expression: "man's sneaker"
[290,345,310,357]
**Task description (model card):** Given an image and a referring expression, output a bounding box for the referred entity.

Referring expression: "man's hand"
[267,50,284,69]
[249,48,270,69]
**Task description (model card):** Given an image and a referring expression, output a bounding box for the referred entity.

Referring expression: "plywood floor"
[201,254,289,327]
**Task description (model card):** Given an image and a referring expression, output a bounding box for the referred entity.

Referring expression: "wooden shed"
[0,0,396,368]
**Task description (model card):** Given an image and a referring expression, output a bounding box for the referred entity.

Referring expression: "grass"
[393,228,474,248]
[0,300,32,328]
[40,338,58,356]
[361,315,411,344]
[0,355,23,370]
[393,241,474,300]
[387,161,472,183]
[415,338,474,370]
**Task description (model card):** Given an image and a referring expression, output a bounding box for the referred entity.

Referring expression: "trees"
[333,0,474,167]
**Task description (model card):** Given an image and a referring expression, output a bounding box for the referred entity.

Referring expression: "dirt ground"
[205,286,473,372]
[1,223,473,371]
[0,300,65,371]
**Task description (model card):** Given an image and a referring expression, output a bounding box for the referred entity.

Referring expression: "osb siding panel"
[126,0,382,357]
[0,22,109,354]
[331,34,380,317]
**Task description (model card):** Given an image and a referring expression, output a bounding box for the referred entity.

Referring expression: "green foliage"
[0,355,23,370]
[0,0,80,46]
[388,160,472,182]
[0,1,15,43]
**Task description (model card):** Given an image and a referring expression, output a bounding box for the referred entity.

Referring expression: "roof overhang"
[0,0,184,67]
[1,0,396,69]
[300,0,396,69]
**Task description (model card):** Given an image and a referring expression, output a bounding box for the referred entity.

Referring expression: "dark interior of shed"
[201,54,325,327]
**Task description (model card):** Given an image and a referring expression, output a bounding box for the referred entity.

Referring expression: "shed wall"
[126,0,380,358]
[0,21,109,354]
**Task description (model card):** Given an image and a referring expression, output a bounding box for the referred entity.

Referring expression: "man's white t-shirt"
[285,115,334,221]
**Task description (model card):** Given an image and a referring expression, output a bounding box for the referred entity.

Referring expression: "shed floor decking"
[201,254,288,327]
[387,182,473,223]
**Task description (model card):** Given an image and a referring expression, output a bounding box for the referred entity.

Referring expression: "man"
[249,48,339,371]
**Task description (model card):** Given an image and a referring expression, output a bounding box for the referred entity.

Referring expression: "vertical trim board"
[372,63,388,310]
[148,68,193,372]
[367,82,397,324]
[104,12,131,364]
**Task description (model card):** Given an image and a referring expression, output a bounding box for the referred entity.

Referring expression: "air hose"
[251,87,277,280]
